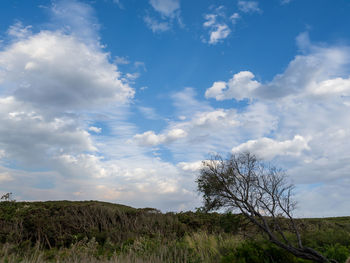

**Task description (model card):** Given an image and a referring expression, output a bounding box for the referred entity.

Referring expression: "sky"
[0,0,350,217]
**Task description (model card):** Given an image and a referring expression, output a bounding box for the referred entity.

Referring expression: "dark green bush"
[222,240,309,263]
[322,243,350,263]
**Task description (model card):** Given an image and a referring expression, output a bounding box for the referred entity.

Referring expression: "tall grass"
[1,201,349,263]
[0,232,246,263]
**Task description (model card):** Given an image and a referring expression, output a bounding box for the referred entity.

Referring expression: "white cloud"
[0,31,134,110]
[203,14,217,27]
[165,89,277,163]
[149,0,180,18]
[237,1,261,13]
[134,61,147,71]
[205,71,261,100]
[308,77,350,97]
[138,106,160,120]
[203,12,231,45]
[230,13,240,24]
[0,97,96,167]
[191,109,238,127]
[144,16,170,33]
[114,56,130,65]
[145,0,181,33]
[257,43,350,100]
[177,161,203,172]
[209,24,231,45]
[206,35,350,102]
[50,0,100,46]
[7,22,32,39]
[172,88,212,116]
[55,153,111,178]
[232,135,310,160]
[133,129,187,146]
[88,126,102,133]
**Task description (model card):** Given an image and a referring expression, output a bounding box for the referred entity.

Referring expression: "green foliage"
[321,244,350,263]
[223,240,311,263]
[0,201,349,262]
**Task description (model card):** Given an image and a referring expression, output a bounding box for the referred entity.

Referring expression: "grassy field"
[0,200,349,263]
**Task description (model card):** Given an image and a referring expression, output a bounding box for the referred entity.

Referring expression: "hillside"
[0,201,349,263]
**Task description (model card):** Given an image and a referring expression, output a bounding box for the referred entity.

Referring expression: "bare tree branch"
[197,152,337,263]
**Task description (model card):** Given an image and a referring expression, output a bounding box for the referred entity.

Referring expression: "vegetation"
[197,152,348,263]
[0,200,349,262]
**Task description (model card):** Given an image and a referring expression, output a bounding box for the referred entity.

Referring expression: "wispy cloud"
[281,0,292,5]
[144,0,182,33]
[237,1,261,14]
[112,0,124,9]
[202,3,259,45]
[144,15,170,33]
[7,22,32,39]
[114,56,130,65]
[149,0,180,18]
[203,7,233,45]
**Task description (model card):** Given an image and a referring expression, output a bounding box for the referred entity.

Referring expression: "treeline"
[0,201,349,262]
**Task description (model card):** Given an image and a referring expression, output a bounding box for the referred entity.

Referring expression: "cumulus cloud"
[190,109,238,127]
[133,129,187,146]
[205,71,261,100]
[88,126,102,133]
[206,34,350,101]
[203,10,231,45]
[309,77,350,97]
[177,161,203,172]
[231,135,310,160]
[0,31,134,110]
[164,88,278,163]
[0,97,96,167]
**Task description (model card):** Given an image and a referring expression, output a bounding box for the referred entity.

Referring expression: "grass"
[0,200,349,263]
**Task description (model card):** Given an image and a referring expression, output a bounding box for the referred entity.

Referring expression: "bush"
[223,240,308,263]
[322,244,350,263]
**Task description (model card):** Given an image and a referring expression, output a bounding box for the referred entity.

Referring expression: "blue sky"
[0,0,350,217]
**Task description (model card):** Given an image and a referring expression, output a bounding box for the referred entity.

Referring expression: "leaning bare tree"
[1,192,13,202]
[197,152,337,263]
